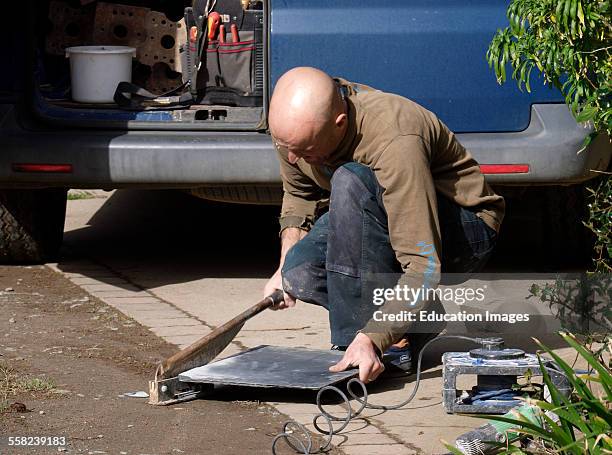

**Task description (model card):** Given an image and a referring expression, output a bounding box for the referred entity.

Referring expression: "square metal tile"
[178,345,358,390]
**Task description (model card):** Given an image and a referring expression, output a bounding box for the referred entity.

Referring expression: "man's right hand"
[264,227,307,310]
[263,268,297,310]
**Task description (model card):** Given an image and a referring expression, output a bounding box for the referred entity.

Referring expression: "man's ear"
[335,112,347,128]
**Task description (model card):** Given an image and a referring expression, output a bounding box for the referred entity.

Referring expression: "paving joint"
[48,255,253,355]
[46,258,253,357]
[48,253,216,331]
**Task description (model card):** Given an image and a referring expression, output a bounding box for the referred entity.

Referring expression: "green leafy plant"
[487,0,611,140]
[487,0,611,272]
[528,274,611,338]
[445,332,612,454]
[584,175,612,272]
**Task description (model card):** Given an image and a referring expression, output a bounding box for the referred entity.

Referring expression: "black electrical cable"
[271,335,491,454]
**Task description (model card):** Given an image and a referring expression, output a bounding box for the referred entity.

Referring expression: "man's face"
[273,120,339,166]
[273,139,334,166]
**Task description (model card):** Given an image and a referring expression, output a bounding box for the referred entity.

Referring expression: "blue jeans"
[282,163,498,347]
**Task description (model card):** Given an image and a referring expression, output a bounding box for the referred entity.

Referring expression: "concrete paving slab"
[68,277,132,286]
[164,333,205,346]
[54,190,583,455]
[149,325,209,337]
[51,251,576,454]
[105,302,172,312]
[82,291,154,298]
[114,308,189,320]
[102,297,168,305]
[148,317,207,330]
[337,424,382,434]
[80,283,143,293]
[337,432,401,446]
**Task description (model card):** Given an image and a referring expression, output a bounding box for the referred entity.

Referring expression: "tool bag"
[187,0,262,105]
[218,31,256,94]
[197,28,259,106]
[113,0,261,109]
[198,5,262,106]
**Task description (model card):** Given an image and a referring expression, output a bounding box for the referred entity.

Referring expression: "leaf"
[581,131,598,148]
[577,1,585,25]
[540,412,578,450]
[570,0,578,34]
[561,332,612,400]
[442,442,465,455]
[576,105,597,123]
[526,65,533,92]
[534,338,595,402]
[538,357,582,439]
[483,413,555,441]
[556,0,566,24]
[563,0,572,31]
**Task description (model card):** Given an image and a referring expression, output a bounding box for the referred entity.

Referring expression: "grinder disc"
[469,348,525,360]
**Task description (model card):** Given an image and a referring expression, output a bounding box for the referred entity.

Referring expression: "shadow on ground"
[59,189,281,287]
[57,187,591,290]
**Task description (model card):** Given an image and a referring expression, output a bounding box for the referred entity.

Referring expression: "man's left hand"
[329,333,385,383]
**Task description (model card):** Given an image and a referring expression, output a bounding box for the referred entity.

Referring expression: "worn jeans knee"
[281,215,329,308]
[327,163,387,277]
[330,162,380,198]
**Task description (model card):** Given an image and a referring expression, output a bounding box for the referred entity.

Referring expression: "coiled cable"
[272,335,489,454]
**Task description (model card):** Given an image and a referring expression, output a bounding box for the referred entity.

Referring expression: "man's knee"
[281,252,303,299]
[281,239,325,304]
[331,163,379,197]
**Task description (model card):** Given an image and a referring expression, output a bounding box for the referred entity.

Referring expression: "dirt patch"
[0,265,334,454]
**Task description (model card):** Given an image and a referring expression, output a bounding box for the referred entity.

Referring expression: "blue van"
[0,0,609,262]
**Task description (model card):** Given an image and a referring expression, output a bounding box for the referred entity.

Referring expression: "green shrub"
[487,0,611,138]
[487,0,611,272]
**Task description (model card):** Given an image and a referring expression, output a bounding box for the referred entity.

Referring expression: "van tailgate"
[269,0,564,133]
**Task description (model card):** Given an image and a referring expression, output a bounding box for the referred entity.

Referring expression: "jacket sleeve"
[361,134,443,353]
[277,147,325,233]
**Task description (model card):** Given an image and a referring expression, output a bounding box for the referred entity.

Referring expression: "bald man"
[263,67,505,383]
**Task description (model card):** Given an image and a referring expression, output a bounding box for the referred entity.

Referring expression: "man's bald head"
[269,67,348,165]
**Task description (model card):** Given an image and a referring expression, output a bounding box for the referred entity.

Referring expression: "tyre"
[189,185,283,205]
[0,188,67,264]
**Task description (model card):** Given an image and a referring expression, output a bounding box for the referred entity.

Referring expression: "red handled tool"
[207,12,221,40]
[231,23,240,43]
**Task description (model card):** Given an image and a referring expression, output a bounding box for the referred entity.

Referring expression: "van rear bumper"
[0,103,609,189]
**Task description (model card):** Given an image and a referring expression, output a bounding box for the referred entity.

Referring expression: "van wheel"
[190,185,283,205]
[0,189,67,264]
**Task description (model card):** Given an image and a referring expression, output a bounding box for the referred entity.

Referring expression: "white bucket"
[65,46,136,103]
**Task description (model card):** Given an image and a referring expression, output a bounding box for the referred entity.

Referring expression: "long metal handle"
[158,289,285,379]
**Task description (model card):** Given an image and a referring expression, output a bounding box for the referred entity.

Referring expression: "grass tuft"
[0,361,56,411]
[67,190,96,200]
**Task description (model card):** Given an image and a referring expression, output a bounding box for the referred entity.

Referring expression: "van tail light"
[479,164,529,174]
[12,163,73,173]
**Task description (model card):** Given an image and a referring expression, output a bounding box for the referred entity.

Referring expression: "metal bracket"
[148,376,213,406]
[442,352,571,414]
